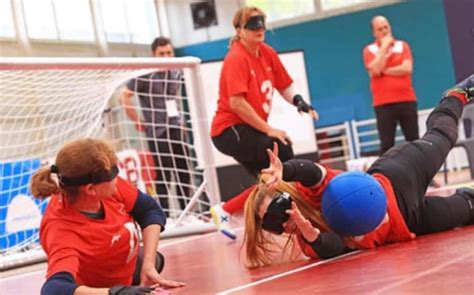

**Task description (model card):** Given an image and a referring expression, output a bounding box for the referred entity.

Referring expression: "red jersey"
[297,169,414,259]
[210,41,293,136]
[363,40,417,107]
[40,177,140,287]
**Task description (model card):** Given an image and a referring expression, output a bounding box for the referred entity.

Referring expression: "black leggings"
[368,97,471,235]
[212,124,294,177]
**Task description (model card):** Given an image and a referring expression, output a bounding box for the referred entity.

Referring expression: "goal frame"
[0,57,221,270]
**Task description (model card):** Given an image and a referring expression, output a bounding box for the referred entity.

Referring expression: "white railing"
[316,108,471,173]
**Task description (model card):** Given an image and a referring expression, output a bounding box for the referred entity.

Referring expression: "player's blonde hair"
[229,6,266,47]
[30,138,117,202]
[243,175,330,268]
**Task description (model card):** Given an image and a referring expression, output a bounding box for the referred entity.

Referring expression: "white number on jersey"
[261,80,273,114]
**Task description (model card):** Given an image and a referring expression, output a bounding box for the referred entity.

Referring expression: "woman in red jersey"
[210,6,318,239]
[243,76,474,268]
[31,138,185,294]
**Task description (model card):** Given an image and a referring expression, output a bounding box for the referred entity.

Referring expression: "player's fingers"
[272,142,279,157]
[278,135,288,145]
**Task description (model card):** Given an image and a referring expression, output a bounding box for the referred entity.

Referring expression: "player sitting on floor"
[30,138,185,294]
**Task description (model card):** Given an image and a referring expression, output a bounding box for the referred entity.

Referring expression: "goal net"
[0,57,220,270]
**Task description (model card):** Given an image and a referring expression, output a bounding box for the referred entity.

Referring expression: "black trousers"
[368,97,471,235]
[212,124,294,177]
[147,127,191,212]
[374,101,419,154]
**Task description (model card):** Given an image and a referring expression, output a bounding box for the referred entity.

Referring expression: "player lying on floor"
[243,75,474,268]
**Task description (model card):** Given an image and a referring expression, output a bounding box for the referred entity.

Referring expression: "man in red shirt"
[363,15,419,154]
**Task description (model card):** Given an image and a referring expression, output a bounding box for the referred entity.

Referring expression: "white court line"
[217,251,361,295]
[369,251,474,295]
[160,226,244,249]
[0,269,45,281]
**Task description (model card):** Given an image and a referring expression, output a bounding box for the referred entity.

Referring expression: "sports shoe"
[444,74,474,102]
[210,203,237,240]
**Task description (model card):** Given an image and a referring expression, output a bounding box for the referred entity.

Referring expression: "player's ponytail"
[30,138,117,201]
[30,166,60,199]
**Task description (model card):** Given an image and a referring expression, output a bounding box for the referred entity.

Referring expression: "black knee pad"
[156,251,165,273]
[277,142,294,162]
[132,249,166,285]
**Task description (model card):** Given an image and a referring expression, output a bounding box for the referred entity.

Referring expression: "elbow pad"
[282,159,322,187]
[304,232,345,259]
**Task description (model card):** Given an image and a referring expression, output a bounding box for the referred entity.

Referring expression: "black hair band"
[59,165,119,186]
[50,165,59,174]
[237,15,266,31]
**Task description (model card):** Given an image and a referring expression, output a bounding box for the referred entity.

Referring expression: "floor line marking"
[217,251,361,295]
[0,269,45,281]
[369,251,474,295]
[160,227,244,248]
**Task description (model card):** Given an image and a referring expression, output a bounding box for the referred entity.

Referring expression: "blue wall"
[177,0,455,127]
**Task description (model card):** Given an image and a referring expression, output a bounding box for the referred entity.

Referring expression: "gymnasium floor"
[1,172,473,295]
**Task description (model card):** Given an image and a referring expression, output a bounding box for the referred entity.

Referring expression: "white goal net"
[0,57,220,270]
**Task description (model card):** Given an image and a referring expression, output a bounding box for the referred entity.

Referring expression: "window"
[99,0,129,43]
[53,0,94,41]
[0,0,15,38]
[23,0,94,41]
[125,0,158,44]
[23,0,58,40]
[99,0,159,44]
[320,0,373,11]
[246,0,316,23]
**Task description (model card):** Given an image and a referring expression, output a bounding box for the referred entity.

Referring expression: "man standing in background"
[363,15,419,155]
[121,37,191,217]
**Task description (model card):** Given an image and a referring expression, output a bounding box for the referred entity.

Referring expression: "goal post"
[0,57,220,270]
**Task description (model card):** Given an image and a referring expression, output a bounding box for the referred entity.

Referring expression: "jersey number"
[261,80,273,114]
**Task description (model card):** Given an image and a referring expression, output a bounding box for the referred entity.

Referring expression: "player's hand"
[293,95,319,121]
[380,34,394,49]
[140,267,185,289]
[286,202,320,242]
[267,127,291,145]
[307,108,319,121]
[261,142,282,190]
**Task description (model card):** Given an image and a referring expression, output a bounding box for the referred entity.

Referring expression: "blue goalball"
[322,171,387,236]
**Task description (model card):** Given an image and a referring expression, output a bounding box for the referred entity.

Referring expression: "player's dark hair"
[151,37,172,52]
